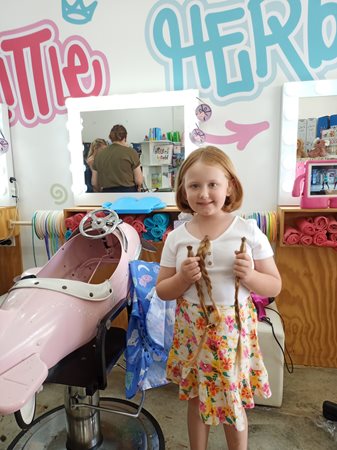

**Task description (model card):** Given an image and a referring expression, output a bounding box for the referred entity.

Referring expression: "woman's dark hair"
[109,124,127,142]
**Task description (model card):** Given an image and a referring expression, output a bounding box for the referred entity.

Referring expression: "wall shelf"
[278,206,337,247]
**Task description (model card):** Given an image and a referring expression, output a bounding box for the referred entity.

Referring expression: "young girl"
[156,146,281,450]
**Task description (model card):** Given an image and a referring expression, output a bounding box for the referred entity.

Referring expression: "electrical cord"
[262,306,294,374]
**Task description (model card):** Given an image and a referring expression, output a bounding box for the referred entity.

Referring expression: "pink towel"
[313,232,327,246]
[299,233,313,246]
[123,215,135,225]
[314,216,329,231]
[65,213,85,231]
[327,217,337,233]
[162,226,172,242]
[132,219,147,235]
[318,240,337,248]
[329,233,337,242]
[295,217,315,236]
[283,226,300,245]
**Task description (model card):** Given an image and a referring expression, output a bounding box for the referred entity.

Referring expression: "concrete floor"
[1,364,337,449]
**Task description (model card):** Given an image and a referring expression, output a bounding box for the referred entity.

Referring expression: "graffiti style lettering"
[0,20,110,127]
[146,0,337,104]
[308,0,337,69]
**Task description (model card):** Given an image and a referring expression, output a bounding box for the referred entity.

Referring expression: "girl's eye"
[189,184,199,189]
[209,183,217,188]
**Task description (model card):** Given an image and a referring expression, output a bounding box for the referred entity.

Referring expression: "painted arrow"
[204,120,270,150]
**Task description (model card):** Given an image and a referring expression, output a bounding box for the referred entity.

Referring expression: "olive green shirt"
[93,143,140,189]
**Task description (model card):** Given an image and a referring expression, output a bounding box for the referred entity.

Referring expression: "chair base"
[8,397,165,450]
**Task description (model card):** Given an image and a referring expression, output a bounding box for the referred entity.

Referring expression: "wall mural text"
[0,20,110,127]
[146,0,337,104]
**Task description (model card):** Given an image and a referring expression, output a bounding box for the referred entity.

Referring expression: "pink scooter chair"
[1,209,164,449]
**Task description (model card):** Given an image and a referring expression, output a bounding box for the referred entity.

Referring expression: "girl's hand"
[179,256,201,284]
[233,251,253,282]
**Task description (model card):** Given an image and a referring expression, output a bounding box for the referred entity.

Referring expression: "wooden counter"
[0,206,23,295]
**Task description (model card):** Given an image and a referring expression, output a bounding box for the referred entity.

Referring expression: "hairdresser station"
[277,79,337,372]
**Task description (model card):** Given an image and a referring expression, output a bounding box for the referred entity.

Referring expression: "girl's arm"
[156,256,201,300]
[233,254,282,298]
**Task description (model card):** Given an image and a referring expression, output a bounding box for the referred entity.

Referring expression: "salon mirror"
[66,90,199,206]
[279,80,337,206]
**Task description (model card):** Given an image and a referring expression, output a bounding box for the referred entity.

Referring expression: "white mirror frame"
[0,104,15,206]
[66,89,199,206]
[279,79,337,206]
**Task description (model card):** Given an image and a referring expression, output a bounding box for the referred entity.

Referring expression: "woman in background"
[84,138,107,192]
[92,124,143,192]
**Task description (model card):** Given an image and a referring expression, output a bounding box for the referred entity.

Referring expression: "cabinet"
[140,141,184,190]
[275,206,337,367]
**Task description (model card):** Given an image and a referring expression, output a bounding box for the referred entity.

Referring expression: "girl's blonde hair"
[175,146,243,213]
[87,138,107,160]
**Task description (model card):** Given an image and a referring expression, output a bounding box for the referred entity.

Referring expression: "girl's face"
[184,161,231,216]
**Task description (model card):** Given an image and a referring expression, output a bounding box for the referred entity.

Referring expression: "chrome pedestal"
[8,394,165,450]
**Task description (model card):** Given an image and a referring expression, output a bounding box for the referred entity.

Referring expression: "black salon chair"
[8,298,165,450]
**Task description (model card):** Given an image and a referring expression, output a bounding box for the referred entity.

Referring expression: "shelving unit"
[140,141,184,190]
[275,206,337,367]
[278,206,337,247]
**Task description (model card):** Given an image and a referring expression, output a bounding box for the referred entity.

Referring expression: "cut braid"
[196,236,221,325]
[234,237,247,362]
[187,245,208,321]
[185,236,220,365]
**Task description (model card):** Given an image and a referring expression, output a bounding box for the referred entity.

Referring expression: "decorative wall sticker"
[0,20,110,127]
[50,183,68,205]
[146,1,337,105]
[204,120,270,151]
[195,97,212,122]
[190,124,205,145]
[0,130,9,155]
[62,0,98,25]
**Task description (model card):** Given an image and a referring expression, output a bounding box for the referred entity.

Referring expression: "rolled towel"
[73,213,86,226]
[313,231,327,246]
[162,226,172,242]
[314,216,329,231]
[144,217,155,229]
[150,226,164,240]
[123,215,135,225]
[295,217,315,235]
[283,226,300,245]
[328,232,337,242]
[132,218,147,234]
[318,240,337,248]
[299,233,313,246]
[327,217,337,233]
[152,213,170,228]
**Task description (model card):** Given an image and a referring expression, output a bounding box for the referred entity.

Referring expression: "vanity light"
[65,89,199,205]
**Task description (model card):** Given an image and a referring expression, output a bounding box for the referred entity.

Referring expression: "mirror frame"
[279,79,337,206]
[0,104,15,206]
[66,89,199,206]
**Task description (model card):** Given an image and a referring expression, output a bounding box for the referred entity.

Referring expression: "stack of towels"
[283,215,337,248]
[142,213,171,242]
